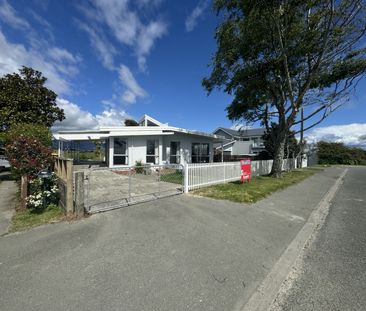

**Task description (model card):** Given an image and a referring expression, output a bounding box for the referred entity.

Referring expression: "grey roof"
[214,127,265,138]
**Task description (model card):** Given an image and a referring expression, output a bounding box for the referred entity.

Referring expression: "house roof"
[54,114,228,142]
[138,114,167,127]
[214,127,265,138]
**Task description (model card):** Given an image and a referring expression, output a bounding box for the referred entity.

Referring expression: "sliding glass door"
[113,138,128,165]
[146,139,159,164]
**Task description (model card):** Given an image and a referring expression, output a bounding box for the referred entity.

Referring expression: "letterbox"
[240,159,251,183]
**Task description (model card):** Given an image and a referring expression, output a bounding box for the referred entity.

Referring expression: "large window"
[170,141,180,164]
[192,143,210,163]
[113,138,128,165]
[146,139,158,164]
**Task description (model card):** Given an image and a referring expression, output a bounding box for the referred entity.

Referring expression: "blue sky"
[0,0,365,147]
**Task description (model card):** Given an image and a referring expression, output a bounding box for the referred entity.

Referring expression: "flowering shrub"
[5,134,53,178]
[27,173,59,210]
[4,126,54,209]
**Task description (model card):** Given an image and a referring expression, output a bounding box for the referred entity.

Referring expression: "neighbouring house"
[53,114,227,167]
[212,127,266,158]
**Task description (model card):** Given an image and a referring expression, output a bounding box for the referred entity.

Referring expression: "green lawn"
[193,167,324,203]
[9,204,65,232]
[160,171,183,184]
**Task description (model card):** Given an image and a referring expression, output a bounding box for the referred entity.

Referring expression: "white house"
[54,115,227,167]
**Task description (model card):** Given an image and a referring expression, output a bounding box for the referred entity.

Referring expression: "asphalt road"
[272,166,366,311]
[0,167,345,311]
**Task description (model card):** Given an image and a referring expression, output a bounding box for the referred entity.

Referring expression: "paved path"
[0,167,344,311]
[0,172,16,235]
[271,166,366,311]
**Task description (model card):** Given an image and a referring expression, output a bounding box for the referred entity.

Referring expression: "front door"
[146,139,159,164]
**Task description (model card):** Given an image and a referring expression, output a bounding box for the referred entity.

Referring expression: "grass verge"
[193,167,324,204]
[9,204,65,233]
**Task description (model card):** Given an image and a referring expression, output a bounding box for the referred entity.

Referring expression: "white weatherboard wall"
[185,158,303,192]
[163,133,214,165]
[108,133,215,167]
[109,136,163,167]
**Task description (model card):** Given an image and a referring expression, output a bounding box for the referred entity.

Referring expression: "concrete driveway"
[87,168,182,212]
[0,167,344,311]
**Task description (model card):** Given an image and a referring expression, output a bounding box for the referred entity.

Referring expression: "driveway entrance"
[85,164,183,213]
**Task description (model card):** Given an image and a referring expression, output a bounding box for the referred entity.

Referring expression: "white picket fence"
[184,158,306,192]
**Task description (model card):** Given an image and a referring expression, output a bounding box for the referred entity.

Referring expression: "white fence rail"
[185,158,306,192]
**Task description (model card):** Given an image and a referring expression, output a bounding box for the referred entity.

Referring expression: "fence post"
[183,163,189,193]
[74,172,85,217]
[66,160,74,217]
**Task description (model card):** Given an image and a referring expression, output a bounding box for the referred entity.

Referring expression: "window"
[113,138,128,165]
[192,143,210,163]
[146,140,158,164]
[170,141,180,164]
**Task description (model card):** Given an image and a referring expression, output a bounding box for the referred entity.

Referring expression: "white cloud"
[53,98,131,131]
[305,123,366,149]
[185,0,209,32]
[0,31,80,94]
[26,9,55,41]
[79,0,167,70]
[119,64,147,104]
[77,21,117,71]
[0,1,81,95]
[0,0,30,30]
[136,0,164,8]
[137,21,167,70]
[53,98,96,131]
[48,47,81,64]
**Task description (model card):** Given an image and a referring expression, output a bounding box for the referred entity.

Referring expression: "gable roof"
[214,127,265,138]
[138,114,167,127]
[214,127,241,138]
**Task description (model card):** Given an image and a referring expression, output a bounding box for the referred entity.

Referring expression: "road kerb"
[235,168,348,311]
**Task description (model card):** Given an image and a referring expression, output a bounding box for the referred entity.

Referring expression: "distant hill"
[52,140,105,151]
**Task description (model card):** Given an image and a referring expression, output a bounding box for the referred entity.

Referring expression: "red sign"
[240,159,251,183]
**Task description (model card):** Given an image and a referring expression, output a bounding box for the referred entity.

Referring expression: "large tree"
[261,124,301,160]
[0,67,65,132]
[203,0,366,176]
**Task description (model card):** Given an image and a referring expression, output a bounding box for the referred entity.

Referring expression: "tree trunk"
[20,174,28,210]
[270,129,287,177]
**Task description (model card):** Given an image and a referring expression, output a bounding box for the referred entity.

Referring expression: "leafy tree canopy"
[203,0,366,176]
[0,67,65,132]
[124,119,139,126]
[2,123,52,147]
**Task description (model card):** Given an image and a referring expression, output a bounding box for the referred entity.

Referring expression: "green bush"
[317,141,366,165]
[135,160,144,174]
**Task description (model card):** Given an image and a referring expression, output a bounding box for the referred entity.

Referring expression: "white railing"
[184,158,299,192]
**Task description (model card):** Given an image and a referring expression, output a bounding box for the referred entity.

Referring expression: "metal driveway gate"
[85,164,184,213]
